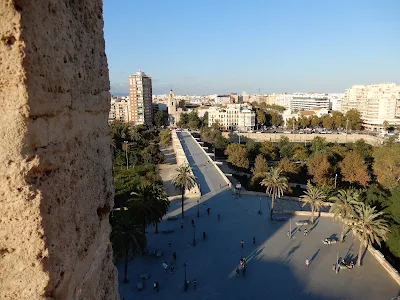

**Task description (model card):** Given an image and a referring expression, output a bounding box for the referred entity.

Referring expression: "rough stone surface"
[0,1,118,299]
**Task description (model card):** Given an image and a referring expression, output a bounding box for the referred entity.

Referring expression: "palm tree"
[260,167,289,220]
[351,203,389,266]
[329,189,360,242]
[128,184,169,234]
[151,184,170,233]
[300,181,326,224]
[172,164,197,219]
[110,211,146,283]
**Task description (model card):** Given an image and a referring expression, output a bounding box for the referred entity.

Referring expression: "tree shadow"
[309,220,319,233]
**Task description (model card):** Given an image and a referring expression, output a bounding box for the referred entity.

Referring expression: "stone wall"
[223,132,382,146]
[0,1,118,299]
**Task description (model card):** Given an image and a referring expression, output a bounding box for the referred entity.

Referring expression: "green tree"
[251,154,268,180]
[299,116,310,129]
[307,152,332,186]
[339,151,369,187]
[172,164,197,219]
[154,110,168,127]
[111,211,146,283]
[245,140,259,160]
[352,203,389,266]
[310,136,328,154]
[373,143,400,189]
[286,117,298,130]
[278,157,298,175]
[331,111,344,129]
[329,189,360,242]
[383,120,389,130]
[225,143,249,169]
[201,111,209,127]
[277,136,293,158]
[345,109,362,130]
[300,181,326,224]
[350,139,372,162]
[292,144,309,162]
[213,134,227,160]
[128,184,170,233]
[310,115,320,128]
[259,141,276,160]
[256,109,266,127]
[187,110,201,130]
[260,167,289,220]
[386,187,400,258]
[177,113,189,128]
[270,111,283,126]
[159,129,172,147]
[321,114,334,129]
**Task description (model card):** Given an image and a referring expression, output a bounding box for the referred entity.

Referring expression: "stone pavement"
[159,146,181,199]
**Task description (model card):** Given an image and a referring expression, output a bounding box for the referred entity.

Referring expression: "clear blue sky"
[103,0,400,95]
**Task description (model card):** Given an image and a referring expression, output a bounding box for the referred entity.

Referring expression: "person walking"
[173,252,177,261]
[242,265,246,277]
[170,264,175,273]
[153,281,159,292]
[305,258,310,268]
[168,239,172,247]
[191,219,195,227]
[304,228,308,236]
[240,257,243,266]
[207,207,211,216]
[181,222,184,231]
[217,213,221,221]
[241,240,244,249]
[243,257,247,266]
[252,236,256,244]
[203,231,206,240]
[236,267,240,275]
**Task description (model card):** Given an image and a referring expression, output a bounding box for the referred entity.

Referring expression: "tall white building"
[291,93,330,111]
[128,70,153,126]
[208,104,255,131]
[341,83,400,130]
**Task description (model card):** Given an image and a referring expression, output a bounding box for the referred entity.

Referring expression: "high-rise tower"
[128,70,153,125]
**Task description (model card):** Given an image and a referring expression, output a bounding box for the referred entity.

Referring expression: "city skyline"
[104,0,400,95]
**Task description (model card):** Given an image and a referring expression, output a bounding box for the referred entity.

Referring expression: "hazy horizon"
[104,0,400,95]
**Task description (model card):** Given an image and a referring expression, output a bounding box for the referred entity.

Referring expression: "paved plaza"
[117,132,399,300]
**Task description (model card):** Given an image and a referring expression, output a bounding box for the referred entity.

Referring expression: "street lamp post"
[289,218,292,239]
[183,263,188,291]
[184,263,187,281]
[258,197,262,214]
[336,249,340,274]
[123,141,129,170]
[197,199,200,218]
[193,224,196,246]
[334,173,338,188]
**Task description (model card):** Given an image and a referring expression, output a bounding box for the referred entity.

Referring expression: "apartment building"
[109,97,129,123]
[128,70,153,126]
[291,93,330,111]
[275,93,293,110]
[214,95,231,104]
[341,83,400,130]
[208,104,255,131]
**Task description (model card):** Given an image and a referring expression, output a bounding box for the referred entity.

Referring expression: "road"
[177,131,227,195]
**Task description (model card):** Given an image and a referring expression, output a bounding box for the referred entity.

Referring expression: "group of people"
[236,257,247,276]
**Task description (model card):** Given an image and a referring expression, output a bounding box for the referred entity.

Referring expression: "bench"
[296,220,309,226]
[275,216,287,221]
[136,281,143,291]
[161,229,174,234]
[167,216,178,221]
[156,250,163,257]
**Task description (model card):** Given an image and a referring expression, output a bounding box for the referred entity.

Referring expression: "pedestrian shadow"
[281,241,302,264]
[310,249,320,265]
[247,247,265,262]
[309,220,319,233]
